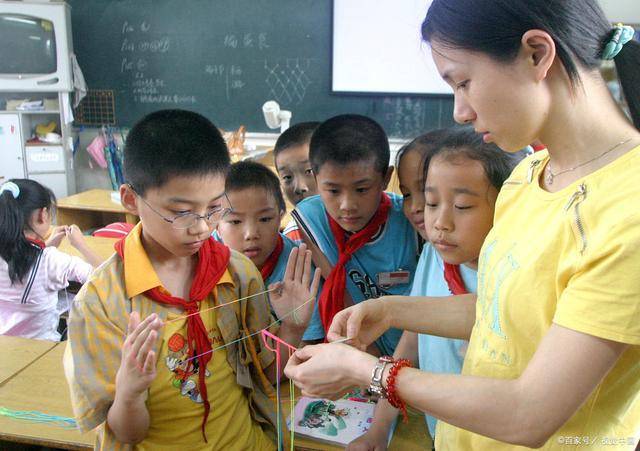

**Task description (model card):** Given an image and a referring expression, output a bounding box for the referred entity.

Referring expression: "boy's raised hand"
[115,312,163,401]
[269,243,321,328]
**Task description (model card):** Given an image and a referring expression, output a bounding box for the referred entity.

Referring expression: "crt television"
[0,1,73,92]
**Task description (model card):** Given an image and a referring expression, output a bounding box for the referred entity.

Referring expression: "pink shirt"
[0,247,93,341]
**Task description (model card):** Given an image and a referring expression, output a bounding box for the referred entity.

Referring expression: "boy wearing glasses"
[64,110,318,449]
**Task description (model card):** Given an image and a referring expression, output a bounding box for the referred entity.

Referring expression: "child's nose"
[188,216,210,235]
[411,199,424,214]
[294,179,308,195]
[339,194,356,212]
[244,223,260,240]
[434,210,453,231]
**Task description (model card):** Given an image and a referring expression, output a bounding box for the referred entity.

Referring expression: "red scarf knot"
[318,193,392,335]
[115,233,230,441]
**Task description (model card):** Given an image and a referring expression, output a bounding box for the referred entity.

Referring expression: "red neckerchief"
[318,193,392,334]
[443,262,469,295]
[114,235,230,442]
[27,237,46,249]
[260,234,284,281]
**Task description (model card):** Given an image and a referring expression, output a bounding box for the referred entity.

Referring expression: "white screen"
[332,0,452,95]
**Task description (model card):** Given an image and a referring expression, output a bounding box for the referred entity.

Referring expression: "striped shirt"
[64,224,278,450]
[0,246,92,341]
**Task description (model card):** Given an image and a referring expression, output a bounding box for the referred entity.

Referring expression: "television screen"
[0,13,57,74]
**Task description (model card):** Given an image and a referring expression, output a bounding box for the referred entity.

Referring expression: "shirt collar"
[124,223,234,298]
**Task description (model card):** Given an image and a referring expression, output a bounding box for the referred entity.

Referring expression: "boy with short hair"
[292,114,418,355]
[215,161,320,319]
[273,122,319,242]
[64,110,315,449]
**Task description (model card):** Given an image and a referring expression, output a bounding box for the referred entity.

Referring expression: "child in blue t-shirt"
[215,161,321,334]
[347,127,522,449]
[292,114,418,355]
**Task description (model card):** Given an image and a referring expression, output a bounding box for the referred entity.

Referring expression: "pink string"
[261,329,298,451]
[261,329,298,353]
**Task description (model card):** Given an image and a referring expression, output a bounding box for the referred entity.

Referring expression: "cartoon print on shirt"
[165,332,211,403]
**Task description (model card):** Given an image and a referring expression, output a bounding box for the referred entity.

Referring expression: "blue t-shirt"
[293,193,418,354]
[213,231,319,338]
[212,230,298,290]
[410,243,477,438]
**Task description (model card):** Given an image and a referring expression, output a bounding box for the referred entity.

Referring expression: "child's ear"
[520,29,556,82]
[382,166,394,190]
[119,184,140,215]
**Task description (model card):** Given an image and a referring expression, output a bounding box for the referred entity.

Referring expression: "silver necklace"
[545,138,633,185]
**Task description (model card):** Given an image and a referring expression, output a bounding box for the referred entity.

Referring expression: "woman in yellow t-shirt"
[285,1,640,450]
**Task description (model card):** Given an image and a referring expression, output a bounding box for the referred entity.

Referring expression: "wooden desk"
[0,339,429,450]
[0,343,95,450]
[0,336,58,386]
[58,235,117,264]
[56,189,138,231]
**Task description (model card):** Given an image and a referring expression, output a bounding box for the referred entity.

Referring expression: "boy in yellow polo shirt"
[64,109,319,450]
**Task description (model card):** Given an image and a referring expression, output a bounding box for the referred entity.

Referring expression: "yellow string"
[165,286,279,323]
[289,348,295,451]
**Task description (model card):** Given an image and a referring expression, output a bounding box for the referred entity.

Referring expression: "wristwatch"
[368,355,394,400]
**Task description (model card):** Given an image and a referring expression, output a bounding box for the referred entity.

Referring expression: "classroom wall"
[71,128,410,193]
[599,0,640,23]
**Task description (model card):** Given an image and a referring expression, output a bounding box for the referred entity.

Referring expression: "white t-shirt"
[0,246,93,341]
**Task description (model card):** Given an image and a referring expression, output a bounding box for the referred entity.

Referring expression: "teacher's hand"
[327,297,392,351]
[284,343,377,399]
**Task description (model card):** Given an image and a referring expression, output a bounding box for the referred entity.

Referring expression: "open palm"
[269,243,321,327]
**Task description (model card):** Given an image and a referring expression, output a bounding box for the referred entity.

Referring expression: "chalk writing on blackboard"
[382,97,427,139]
[264,58,312,105]
[204,64,246,101]
[223,32,270,50]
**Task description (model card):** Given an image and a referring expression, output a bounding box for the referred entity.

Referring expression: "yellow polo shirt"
[65,223,277,450]
[437,148,640,450]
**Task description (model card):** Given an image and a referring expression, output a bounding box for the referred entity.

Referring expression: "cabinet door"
[0,114,25,181]
[29,173,68,198]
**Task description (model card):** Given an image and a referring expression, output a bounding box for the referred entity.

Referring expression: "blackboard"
[69,0,454,138]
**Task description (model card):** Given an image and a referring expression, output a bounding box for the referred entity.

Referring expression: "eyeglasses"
[130,185,233,230]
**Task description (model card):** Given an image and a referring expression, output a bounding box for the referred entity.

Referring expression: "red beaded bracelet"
[385,358,412,423]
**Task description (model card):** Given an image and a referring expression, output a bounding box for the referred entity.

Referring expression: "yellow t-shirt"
[139,306,271,450]
[64,223,277,450]
[436,147,640,450]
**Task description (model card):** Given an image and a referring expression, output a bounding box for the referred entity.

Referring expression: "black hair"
[422,0,640,130]
[395,128,451,171]
[273,122,320,161]
[0,179,56,284]
[124,109,230,195]
[422,127,523,192]
[309,114,390,176]
[225,161,286,213]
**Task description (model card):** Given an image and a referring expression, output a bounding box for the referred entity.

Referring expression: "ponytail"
[0,179,55,284]
[614,39,640,130]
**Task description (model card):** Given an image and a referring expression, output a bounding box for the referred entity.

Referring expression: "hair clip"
[602,23,635,60]
[0,181,20,199]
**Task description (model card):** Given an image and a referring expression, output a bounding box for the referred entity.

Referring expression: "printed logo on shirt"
[476,240,520,364]
[165,332,211,403]
[348,269,389,300]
